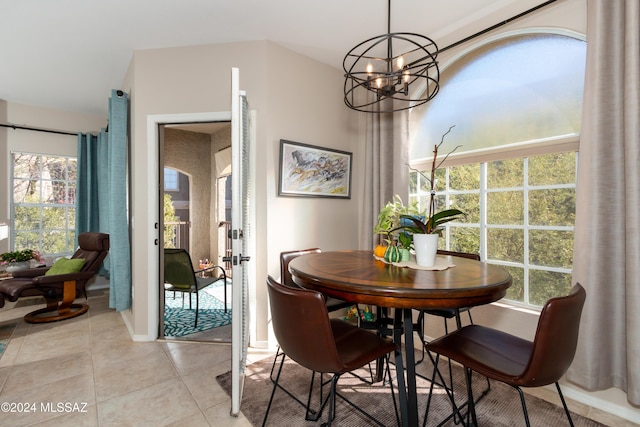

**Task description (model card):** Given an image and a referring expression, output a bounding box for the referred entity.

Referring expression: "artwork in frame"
[278,140,352,198]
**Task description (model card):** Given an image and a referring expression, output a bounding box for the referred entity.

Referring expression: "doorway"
[160,121,233,342]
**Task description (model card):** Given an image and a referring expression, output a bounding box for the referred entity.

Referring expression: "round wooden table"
[289,250,512,310]
[289,250,512,427]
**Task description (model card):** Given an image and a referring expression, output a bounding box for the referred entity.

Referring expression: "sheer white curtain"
[567,0,640,406]
[358,99,410,250]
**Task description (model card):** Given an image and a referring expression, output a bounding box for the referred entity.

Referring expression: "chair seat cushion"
[335,328,397,373]
[45,258,85,276]
[427,324,532,383]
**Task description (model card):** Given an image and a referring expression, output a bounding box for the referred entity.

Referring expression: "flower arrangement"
[0,249,43,265]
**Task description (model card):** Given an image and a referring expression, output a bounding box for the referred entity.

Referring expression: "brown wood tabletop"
[289,249,512,310]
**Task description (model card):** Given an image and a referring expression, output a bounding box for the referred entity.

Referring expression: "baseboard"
[558,382,640,425]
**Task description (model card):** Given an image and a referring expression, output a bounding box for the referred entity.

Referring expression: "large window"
[11,152,77,256]
[410,151,576,306]
[409,33,585,308]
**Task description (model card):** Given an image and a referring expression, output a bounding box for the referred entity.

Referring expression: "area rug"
[216,355,605,427]
[163,282,232,338]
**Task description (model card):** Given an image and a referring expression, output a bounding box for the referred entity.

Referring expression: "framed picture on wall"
[278,139,352,199]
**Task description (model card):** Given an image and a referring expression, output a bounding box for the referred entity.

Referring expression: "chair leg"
[424,352,470,427]
[262,349,286,427]
[515,386,532,427]
[555,382,575,427]
[194,291,199,328]
[268,348,325,421]
[321,374,340,427]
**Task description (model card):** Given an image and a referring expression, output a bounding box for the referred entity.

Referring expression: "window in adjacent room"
[10,152,77,257]
[409,32,586,308]
[164,167,179,191]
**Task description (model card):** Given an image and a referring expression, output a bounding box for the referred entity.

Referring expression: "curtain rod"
[438,0,558,53]
[0,122,77,136]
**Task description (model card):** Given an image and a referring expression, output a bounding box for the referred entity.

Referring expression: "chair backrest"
[266,275,344,373]
[71,232,110,273]
[436,250,481,261]
[164,248,197,289]
[280,248,321,288]
[519,283,586,386]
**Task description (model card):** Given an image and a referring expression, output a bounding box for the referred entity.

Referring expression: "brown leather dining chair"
[280,248,353,312]
[426,283,586,427]
[263,275,398,427]
[0,232,110,323]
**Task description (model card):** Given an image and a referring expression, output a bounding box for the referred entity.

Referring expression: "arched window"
[409,32,586,307]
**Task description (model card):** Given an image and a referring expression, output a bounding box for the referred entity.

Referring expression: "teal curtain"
[76,89,131,312]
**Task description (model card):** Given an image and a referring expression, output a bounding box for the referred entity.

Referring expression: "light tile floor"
[0,289,270,426]
[0,289,635,426]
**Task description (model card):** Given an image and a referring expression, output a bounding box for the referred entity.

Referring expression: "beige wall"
[124,41,360,344]
[163,128,213,265]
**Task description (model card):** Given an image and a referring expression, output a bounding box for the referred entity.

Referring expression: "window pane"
[529,188,575,226]
[449,226,480,254]
[449,163,480,190]
[488,158,523,188]
[43,181,67,204]
[14,206,40,231]
[529,270,573,306]
[68,159,77,182]
[42,207,67,229]
[14,231,39,252]
[487,191,524,224]
[504,266,524,302]
[13,178,41,203]
[450,193,479,223]
[530,230,574,268]
[43,230,72,254]
[409,171,417,193]
[12,153,40,179]
[529,152,576,185]
[487,228,524,263]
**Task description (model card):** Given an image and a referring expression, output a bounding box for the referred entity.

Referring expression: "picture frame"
[278,139,352,199]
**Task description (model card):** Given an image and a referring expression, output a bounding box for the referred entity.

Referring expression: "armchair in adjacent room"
[0,232,110,323]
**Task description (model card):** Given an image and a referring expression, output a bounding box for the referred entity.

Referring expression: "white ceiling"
[1,0,546,116]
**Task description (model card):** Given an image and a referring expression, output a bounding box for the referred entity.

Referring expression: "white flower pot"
[413,234,439,267]
[5,261,30,274]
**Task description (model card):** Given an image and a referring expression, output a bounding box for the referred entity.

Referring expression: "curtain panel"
[76,90,132,312]
[568,0,640,406]
[359,97,410,250]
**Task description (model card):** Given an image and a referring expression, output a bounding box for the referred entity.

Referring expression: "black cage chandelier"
[343,0,440,113]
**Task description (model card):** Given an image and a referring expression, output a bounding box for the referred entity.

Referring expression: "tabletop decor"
[278,139,352,199]
[374,194,420,261]
[0,249,43,273]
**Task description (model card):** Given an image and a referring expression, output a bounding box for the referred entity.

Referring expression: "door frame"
[147,111,233,340]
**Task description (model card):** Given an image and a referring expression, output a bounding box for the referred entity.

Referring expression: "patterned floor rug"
[163,281,232,338]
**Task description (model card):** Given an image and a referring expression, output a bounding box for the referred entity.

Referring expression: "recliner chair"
[0,232,110,323]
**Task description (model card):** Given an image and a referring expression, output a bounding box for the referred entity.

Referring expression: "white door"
[230,67,252,416]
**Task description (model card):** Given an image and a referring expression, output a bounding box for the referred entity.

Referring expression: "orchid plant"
[402,125,465,235]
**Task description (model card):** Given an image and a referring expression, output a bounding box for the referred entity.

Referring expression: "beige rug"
[217,355,605,427]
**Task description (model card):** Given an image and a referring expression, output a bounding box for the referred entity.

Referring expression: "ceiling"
[1,0,547,116]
